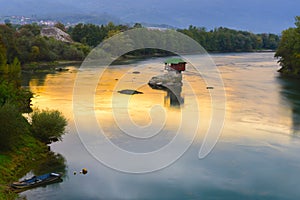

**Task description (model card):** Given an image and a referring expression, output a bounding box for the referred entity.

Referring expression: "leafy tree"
[17,24,41,37]
[0,24,19,64]
[72,42,91,56]
[54,22,66,32]
[133,23,143,28]
[29,45,40,61]
[106,29,121,39]
[0,80,32,113]
[275,16,300,77]
[70,22,129,47]
[30,108,67,143]
[0,36,7,69]
[0,103,29,151]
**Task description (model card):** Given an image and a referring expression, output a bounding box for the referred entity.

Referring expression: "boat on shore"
[10,173,62,191]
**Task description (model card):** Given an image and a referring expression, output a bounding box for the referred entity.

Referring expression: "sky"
[0,0,299,33]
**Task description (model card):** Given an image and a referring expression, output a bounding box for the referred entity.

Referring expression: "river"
[20,52,300,199]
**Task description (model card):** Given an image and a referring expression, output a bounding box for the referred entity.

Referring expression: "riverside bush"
[31,108,67,143]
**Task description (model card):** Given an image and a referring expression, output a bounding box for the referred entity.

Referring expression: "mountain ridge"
[0,0,299,33]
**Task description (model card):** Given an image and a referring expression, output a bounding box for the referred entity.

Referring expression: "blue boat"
[11,173,62,190]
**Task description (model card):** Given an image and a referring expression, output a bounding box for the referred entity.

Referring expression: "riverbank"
[20,50,277,72]
[0,134,48,199]
[22,60,83,73]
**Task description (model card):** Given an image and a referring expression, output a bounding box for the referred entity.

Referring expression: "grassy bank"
[0,134,48,199]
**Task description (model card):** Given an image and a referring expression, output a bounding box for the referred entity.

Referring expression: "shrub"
[30,108,67,143]
[0,80,33,113]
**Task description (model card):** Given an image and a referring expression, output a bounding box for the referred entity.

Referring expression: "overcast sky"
[0,0,299,33]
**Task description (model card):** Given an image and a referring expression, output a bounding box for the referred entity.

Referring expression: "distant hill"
[0,0,299,33]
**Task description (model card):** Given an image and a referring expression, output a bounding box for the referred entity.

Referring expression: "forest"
[178,26,279,52]
[0,22,280,68]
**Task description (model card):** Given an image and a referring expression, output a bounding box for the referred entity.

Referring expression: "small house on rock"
[164,58,186,73]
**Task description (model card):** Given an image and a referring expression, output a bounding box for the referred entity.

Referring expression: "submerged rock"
[55,67,69,72]
[118,89,143,95]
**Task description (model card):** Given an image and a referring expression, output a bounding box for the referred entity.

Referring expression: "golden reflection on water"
[28,63,213,144]
[28,54,296,146]
[93,64,212,141]
[29,67,77,119]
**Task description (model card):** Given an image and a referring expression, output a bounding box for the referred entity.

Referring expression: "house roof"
[164,58,186,64]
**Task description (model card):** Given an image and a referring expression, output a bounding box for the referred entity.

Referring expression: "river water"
[20,52,300,199]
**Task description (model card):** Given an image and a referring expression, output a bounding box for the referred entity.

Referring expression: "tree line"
[0,22,280,68]
[69,22,280,54]
[178,26,279,52]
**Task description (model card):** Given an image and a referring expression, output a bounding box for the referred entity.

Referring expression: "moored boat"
[11,173,62,190]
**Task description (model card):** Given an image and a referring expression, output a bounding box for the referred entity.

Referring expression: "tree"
[0,80,33,113]
[29,45,40,61]
[0,37,7,70]
[54,22,66,32]
[106,29,121,39]
[275,16,300,77]
[0,103,29,151]
[18,24,41,37]
[133,23,142,28]
[30,108,67,143]
[0,24,19,64]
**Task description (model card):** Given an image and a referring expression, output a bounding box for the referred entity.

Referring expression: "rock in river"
[118,89,143,95]
[148,71,182,89]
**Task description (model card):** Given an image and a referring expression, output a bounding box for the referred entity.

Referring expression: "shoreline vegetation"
[22,60,83,73]
[0,56,67,199]
[0,135,48,199]
[1,22,280,71]
[275,16,300,78]
[0,85,67,199]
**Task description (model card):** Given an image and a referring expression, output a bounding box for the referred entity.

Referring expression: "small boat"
[11,173,62,190]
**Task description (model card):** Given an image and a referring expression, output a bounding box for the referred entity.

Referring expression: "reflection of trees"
[33,151,67,176]
[278,77,300,133]
[21,71,49,87]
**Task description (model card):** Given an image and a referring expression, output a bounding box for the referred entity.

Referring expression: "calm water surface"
[21,53,300,199]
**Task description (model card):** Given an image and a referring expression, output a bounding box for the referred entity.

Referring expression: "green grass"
[0,134,48,199]
[0,155,10,164]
